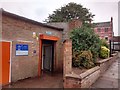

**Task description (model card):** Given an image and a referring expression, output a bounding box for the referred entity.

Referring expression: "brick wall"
[11,41,39,81]
[62,39,100,88]
[2,15,63,82]
[96,52,119,75]
[46,22,69,40]
[94,18,113,42]
[64,66,100,88]
[69,19,82,31]
[47,19,82,41]
[94,27,113,41]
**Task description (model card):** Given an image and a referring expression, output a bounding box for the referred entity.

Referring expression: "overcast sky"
[0,0,119,36]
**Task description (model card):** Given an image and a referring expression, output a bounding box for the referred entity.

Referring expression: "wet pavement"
[91,52,120,88]
[2,72,63,88]
[2,53,120,89]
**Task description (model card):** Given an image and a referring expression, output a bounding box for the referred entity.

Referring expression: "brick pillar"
[63,40,72,76]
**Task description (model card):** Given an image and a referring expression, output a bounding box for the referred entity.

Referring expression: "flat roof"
[1,8,63,31]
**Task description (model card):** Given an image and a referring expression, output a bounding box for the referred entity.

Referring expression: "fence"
[109,36,120,56]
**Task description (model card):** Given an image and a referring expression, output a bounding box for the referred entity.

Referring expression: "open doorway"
[39,34,59,77]
[42,40,54,73]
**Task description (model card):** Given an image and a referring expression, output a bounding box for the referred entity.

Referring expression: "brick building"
[0,9,64,85]
[47,17,114,42]
[0,8,114,86]
[110,36,120,51]
[94,17,114,42]
[46,19,82,40]
[0,9,82,86]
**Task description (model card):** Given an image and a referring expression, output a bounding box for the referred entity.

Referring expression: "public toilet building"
[0,9,83,86]
[0,9,63,85]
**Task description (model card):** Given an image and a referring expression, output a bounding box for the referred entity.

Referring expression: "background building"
[94,17,114,42]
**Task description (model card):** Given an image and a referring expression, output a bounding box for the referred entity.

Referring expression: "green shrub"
[72,51,81,67]
[72,51,95,69]
[100,39,109,48]
[80,51,95,69]
[70,25,101,61]
[100,46,110,59]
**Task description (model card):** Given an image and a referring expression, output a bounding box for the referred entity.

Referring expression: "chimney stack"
[110,17,114,37]
[69,19,82,31]
[111,17,113,23]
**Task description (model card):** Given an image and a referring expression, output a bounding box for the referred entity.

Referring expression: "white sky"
[0,0,119,36]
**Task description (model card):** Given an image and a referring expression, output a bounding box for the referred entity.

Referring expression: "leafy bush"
[100,39,109,48]
[72,51,95,69]
[72,51,81,67]
[100,46,110,59]
[70,25,101,61]
[80,51,95,69]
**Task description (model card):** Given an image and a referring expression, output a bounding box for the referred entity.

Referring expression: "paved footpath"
[91,52,120,88]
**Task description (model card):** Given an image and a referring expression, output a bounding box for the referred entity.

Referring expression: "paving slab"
[91,53,119,88]
[2,73,63,88]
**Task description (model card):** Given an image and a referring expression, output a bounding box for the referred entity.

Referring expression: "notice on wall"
[16,44,28,56]
[46,31,52,35]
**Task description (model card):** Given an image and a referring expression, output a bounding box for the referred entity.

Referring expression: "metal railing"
[109,40,120,56]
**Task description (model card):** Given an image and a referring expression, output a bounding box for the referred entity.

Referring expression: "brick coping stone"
[96,52,119,64]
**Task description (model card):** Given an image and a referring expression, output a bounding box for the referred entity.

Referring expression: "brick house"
[94,17,114,42]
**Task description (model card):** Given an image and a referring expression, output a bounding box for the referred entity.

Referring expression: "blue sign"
[16,44,28,56]
[46,31,52,35]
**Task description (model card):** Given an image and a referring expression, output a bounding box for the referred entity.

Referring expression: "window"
[97,28,101,32]
[105,28,108,32]
[105,36,108,41]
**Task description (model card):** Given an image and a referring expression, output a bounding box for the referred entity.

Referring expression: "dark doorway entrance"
[39,34,59,77]
[42,40,54,73]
